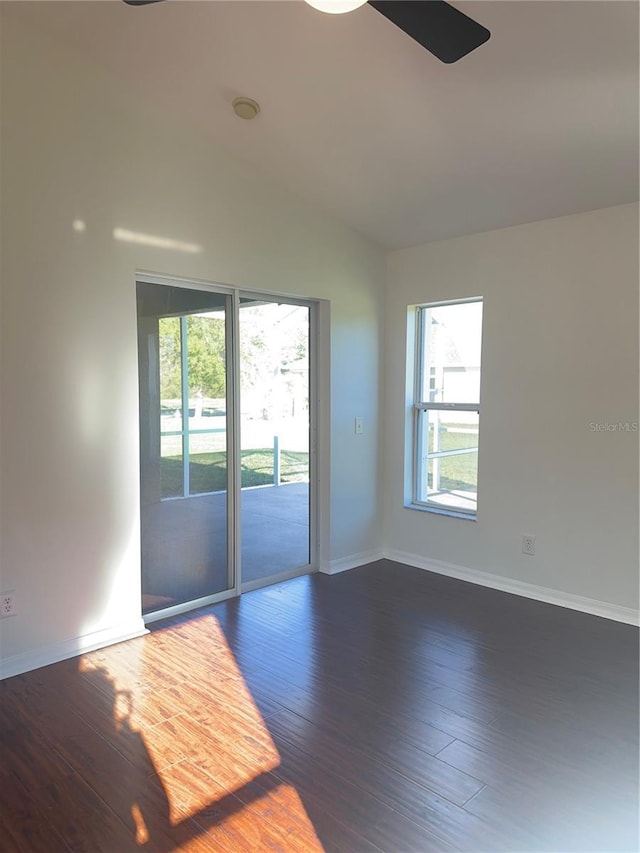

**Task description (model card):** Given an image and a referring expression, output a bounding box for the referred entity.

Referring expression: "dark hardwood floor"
[1,560,638,852]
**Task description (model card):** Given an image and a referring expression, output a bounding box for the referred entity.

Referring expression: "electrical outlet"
[1,592,16,618]
[521,535,536,556]
[354,417,363,435]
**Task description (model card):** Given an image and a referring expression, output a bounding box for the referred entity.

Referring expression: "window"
[410,298,483,518]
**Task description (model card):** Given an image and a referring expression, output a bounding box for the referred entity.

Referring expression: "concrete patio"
[141,482,310,613]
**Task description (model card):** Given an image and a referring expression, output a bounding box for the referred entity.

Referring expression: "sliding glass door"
[137,281,314,617]
[137,283,234,615]
[239,298,311,589]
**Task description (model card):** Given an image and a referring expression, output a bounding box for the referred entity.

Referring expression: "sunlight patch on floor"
[80,614,323,851]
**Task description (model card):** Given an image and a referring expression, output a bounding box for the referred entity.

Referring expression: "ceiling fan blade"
[367,0,490,63]
[122,1,165,6]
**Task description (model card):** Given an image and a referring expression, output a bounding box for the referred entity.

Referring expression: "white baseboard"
[320,549,384,576]
[3,550,634,681]
[0,619,149,680]
[385,549,639,626]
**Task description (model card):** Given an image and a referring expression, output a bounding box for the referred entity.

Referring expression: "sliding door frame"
[137,272,320,623]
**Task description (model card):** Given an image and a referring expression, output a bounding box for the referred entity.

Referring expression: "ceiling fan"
[122,0,490,65]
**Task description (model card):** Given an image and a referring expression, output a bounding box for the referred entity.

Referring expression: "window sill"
[404,502,477,522]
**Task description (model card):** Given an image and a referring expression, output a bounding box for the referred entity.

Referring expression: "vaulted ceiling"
[7,1,639,248]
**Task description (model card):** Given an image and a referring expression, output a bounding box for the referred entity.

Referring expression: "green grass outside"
[426,427,478,494]
[160,430,474,499]
[161,449,309,499]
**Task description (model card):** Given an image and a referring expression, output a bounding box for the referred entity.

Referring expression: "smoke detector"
[232,97,260,120]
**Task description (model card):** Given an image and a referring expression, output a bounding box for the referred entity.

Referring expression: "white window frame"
[408,296,483,520]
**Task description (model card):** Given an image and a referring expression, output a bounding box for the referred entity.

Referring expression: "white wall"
[384,204,639,616]
[0,13,385,674]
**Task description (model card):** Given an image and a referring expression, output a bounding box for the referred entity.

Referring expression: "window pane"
[426,452,478,514]
[185,311,227,497]
[420,301,482,403]
[189,436,227,496]
[186,313,226,432]
[425,409,479,455]
[159,316,183,428]
[160,435,183,499]
[417,409,479,514]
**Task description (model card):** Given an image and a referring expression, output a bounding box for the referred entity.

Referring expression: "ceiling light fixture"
[305,0,367,14]
[232,96,261,120]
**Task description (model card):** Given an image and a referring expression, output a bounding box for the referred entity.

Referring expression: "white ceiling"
[7,0,639,249]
